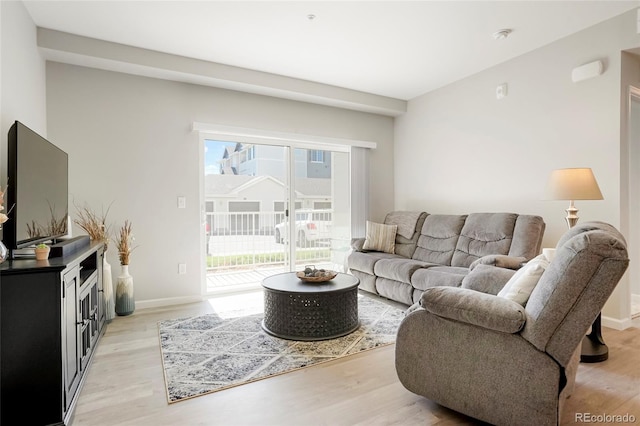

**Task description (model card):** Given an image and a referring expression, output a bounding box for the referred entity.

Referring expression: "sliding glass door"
[203,139,350,294]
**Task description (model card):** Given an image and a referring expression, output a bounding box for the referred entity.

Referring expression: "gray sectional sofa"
[348,211,546,306]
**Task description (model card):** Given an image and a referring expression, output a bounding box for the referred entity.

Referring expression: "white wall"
[1,1,47,179]
[394,9,640,325]
[46,62,394,305]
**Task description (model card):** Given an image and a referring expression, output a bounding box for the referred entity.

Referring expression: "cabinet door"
[63,267,81,411]
[90,277,100,346]
[79,275,99,371]
[97,249,106,330]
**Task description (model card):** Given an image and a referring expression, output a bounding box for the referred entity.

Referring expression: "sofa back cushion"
[451,213,517,267]
[412,214,467,265]
[384,211,428,259]
[508,215,546,260]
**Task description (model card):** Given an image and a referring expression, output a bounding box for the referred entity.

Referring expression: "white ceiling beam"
[37,28,407,117]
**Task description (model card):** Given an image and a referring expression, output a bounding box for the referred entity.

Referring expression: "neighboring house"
[217,142,332,178]
[204,174,332,235]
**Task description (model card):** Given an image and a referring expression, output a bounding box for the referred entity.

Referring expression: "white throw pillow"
[362,221,397,254]
[497,254,549,306]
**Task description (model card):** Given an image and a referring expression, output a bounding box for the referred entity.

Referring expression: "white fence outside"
[205,211,334,271]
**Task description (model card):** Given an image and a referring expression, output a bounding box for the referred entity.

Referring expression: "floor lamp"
[546,168,607,362]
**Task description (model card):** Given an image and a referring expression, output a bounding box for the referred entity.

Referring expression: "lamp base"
[565,200,579,228]
[580,313,608,363]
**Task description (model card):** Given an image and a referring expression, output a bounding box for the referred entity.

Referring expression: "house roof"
[205,174,254,195]
[294,178,331,198]
[205,174,331,197]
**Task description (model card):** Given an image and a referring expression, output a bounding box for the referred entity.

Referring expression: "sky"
[204,140,237,175]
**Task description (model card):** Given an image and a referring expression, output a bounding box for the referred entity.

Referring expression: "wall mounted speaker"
[571,60,604,83]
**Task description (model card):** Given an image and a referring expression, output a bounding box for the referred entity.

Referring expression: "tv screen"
[4,121,69,250]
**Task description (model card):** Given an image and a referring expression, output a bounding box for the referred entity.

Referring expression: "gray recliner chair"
[395,221,629,426]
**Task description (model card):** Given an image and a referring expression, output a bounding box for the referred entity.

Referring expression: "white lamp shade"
[546,168,603,200]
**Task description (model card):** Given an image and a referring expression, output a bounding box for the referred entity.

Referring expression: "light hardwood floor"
[70,291,640,426]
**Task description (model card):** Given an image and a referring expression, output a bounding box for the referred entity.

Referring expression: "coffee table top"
[262,272,359,294]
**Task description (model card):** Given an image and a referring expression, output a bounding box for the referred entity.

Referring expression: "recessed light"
[493,29,512,40]
[307,14,316,21]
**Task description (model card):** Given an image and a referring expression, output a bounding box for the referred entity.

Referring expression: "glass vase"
[115,264,135,316]
[0,240,7,264]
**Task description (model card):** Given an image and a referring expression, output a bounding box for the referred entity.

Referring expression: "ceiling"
[23,1,640,101]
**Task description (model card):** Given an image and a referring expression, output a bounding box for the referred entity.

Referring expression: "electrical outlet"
[177,196,186,209]
[178,263,187,274]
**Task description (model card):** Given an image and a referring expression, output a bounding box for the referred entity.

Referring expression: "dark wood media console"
[0,240,105,425]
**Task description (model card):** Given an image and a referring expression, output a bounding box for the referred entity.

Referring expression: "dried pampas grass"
[25,203,67,239]
[47,204,68,237]
[74,202,112,250]
[115,220,137,265]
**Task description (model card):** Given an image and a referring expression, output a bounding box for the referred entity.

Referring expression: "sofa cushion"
[350,269,378,294]
[385,211,428,259]
[363,221,397,253]
[451,213,517,267]
[412,214,467,265]
[508,215,546,260]
[376,277,414,306]
[374,258,433,283]
[385,211,423,239]
[498,254,549,306]
[347,250,401,275]
[411,266,469,290]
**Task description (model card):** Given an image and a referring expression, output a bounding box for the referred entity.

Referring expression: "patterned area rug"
[158,294,405,403]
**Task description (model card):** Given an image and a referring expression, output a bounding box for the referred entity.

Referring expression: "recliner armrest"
[420,287,526,334]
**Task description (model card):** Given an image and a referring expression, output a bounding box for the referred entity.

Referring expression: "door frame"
[196,123,372,296]
[627,85,640,317]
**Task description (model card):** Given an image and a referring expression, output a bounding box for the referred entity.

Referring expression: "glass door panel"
[204,140,288,293]
[292,148,350,273]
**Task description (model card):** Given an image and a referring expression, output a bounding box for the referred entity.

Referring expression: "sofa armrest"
[420,287,526,334]
[351,237,366,252]
[461,264,516,295]
[469,254,527,271]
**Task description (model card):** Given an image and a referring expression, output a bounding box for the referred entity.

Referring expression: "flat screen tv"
[4,121,69,251]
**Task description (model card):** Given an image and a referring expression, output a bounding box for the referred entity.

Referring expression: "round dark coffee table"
[261,272,360,341]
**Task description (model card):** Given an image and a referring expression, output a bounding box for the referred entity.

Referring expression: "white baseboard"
[632,293,640,308]
[135,295,205,310]
[632,294,640,320]
[602,314,633,331]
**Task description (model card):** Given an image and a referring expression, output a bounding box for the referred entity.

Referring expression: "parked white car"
[274,210,332,247]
